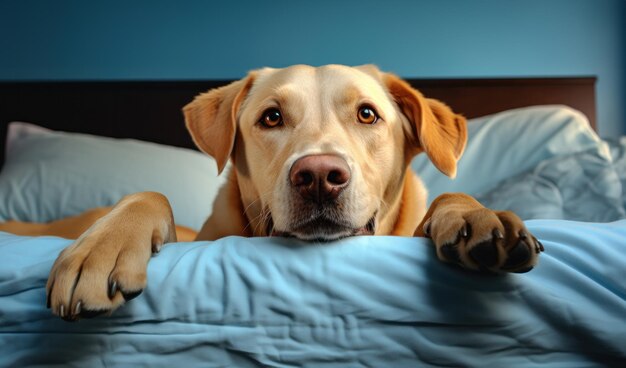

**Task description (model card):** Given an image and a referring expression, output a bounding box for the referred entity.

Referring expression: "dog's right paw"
[46,228,161,321]
[45,192,177,321]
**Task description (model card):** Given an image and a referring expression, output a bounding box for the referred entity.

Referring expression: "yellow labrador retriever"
[1,65,543,321]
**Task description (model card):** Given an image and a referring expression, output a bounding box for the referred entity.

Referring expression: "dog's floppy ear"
[384,74,467,178]
[183,73,256,174]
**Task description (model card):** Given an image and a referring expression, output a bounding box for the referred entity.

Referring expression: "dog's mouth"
[268,214,376,242]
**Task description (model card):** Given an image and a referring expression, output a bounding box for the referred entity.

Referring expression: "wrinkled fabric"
[476,144,626,222]
[607,137,626,211]
[412,105,607,202]
[1,220,625,367]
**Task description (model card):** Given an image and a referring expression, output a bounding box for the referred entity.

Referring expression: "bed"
[1,77,625,367]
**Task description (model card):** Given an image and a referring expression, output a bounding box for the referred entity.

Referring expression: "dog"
[0,65,543,321]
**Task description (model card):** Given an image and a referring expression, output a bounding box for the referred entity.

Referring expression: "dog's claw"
[74,300,82,316]
[519,230,528,240]
[513,266,534,274]
[532,236,545,253]
[57,296,79,322]
[423,221,431,237]
[122,289,143,302]
[493,228,504,240]
[459,224,469,239]
[108,280,118,299]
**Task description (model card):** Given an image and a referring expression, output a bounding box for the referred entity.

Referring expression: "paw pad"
[440,243,460,263]
[468,241,499,267]
[503,241,531,270]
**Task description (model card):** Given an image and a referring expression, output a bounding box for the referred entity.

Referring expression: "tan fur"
[390,170,427,236]
[0,65,541,321]
[196,169,251,240]
[0,207,197,242]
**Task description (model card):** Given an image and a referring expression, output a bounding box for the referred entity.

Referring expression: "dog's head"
[184,65,466,241]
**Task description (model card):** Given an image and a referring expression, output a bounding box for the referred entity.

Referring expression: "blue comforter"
[1,220,625,367]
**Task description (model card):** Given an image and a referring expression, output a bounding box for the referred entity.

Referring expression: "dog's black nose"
[290,155,350,203]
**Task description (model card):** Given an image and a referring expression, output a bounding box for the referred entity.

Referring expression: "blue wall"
[1,0,624,136]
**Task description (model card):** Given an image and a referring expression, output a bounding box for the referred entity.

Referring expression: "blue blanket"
[1,220,625,367]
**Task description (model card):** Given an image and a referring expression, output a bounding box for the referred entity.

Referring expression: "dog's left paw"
[423,207,544,273]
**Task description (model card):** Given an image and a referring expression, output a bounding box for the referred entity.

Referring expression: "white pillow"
[0,122,227,230]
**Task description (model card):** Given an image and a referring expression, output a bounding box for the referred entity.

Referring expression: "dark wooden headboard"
[0,77,596,167]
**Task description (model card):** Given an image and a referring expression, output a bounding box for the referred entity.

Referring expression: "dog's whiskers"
[249,206,272,236]
[241,189,274,235]
[241,197,262,218]
[242,210,266,235]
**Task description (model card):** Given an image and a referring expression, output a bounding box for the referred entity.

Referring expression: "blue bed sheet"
[1,220,625,367]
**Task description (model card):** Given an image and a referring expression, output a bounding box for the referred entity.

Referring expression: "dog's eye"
[357,106,378,124]
[260,108,283,128]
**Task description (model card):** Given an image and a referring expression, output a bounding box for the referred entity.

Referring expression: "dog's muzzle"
[266,155,375,241]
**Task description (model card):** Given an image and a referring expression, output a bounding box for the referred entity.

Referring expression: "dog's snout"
[290,155,350,203]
